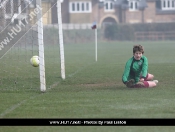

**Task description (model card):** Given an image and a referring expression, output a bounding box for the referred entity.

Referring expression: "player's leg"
[144,73,154,81]
[145,73,159,87]
[147,80,158,87]
[131,80,158,88]
[131,81,149,88]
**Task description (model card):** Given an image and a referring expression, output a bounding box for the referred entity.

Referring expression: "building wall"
[51,0,69,24]
[125,2,155,23]
[125,10,142,23]
[42,2,51,25]
[29,7,36,25]
[39,0,175,25]
[61,0,69,23]
[50,0,119,25]
[125,1,175,24]
[155,14,175,23]
[69,14,91,23]
[29,1,52,25]
[87,0,119,26]
[144,2,175,23]
[144,2,156,23]
[69,0,92,23]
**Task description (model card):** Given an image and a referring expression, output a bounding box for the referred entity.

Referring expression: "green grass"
[1,126,175,132]
[0,41,175,131]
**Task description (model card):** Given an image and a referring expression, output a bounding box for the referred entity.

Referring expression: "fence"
[43,25,175,42]
[44,23,93,30]
[134,31,175,41]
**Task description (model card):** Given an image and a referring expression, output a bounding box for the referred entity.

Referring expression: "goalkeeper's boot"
[126,79,135,88]
[135,81,145,88]
[153,80,158,84]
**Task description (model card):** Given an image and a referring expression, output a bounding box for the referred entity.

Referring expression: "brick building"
[0,0,175,27]
[53,0,175,27]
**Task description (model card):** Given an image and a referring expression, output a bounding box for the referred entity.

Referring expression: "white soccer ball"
[30,56,39,67]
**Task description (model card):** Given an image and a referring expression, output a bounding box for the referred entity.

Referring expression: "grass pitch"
[0,41,175,131]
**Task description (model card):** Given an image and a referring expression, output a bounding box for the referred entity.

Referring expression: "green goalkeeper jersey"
[122,56,148,84]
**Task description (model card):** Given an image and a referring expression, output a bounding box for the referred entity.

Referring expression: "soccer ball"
[30,56,39,67]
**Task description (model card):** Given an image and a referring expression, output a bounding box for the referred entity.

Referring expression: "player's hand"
[140,78,144,82]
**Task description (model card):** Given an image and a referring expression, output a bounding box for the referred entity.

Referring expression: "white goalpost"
[36,0,66,91]
[36,0,46,92]
[95,28,97,62]
[57,0,65,80]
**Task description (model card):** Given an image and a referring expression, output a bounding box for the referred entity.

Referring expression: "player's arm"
[141,56,148,79]
[122,59,132,84]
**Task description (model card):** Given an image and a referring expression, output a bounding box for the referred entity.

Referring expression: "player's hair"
[133,45,144,54]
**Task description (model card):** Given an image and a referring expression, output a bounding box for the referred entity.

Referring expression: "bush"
[104,24,119,40]
[104,24,134,41]
[118,24,135,41]
[132,23,175,32]
[104,23,175,41]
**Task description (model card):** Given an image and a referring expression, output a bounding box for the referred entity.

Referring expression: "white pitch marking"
[0,62,96,117]
[0,95,38,118]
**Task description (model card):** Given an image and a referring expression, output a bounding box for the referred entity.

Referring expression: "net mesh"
[0,0,61,92]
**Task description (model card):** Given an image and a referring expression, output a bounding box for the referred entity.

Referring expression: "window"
[82,3,84,11]
[77,3,80,11]
[161,0,175,10]
[72,3,75,11]
[69,1,92,13]
[163,1,166,7]
[128,0,139,11]
[105,3,108,10]
[86,2,89,10]
[172,1,175,7]
[104,1,114,12]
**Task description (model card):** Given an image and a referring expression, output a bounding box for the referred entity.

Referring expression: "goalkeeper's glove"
[125,79,135,88]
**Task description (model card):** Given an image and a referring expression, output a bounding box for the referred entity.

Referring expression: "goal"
[0,0,65,92]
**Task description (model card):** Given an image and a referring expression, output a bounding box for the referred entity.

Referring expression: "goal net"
[0,0,64,92]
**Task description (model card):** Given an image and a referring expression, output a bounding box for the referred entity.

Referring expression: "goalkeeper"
[122,45,158,88]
